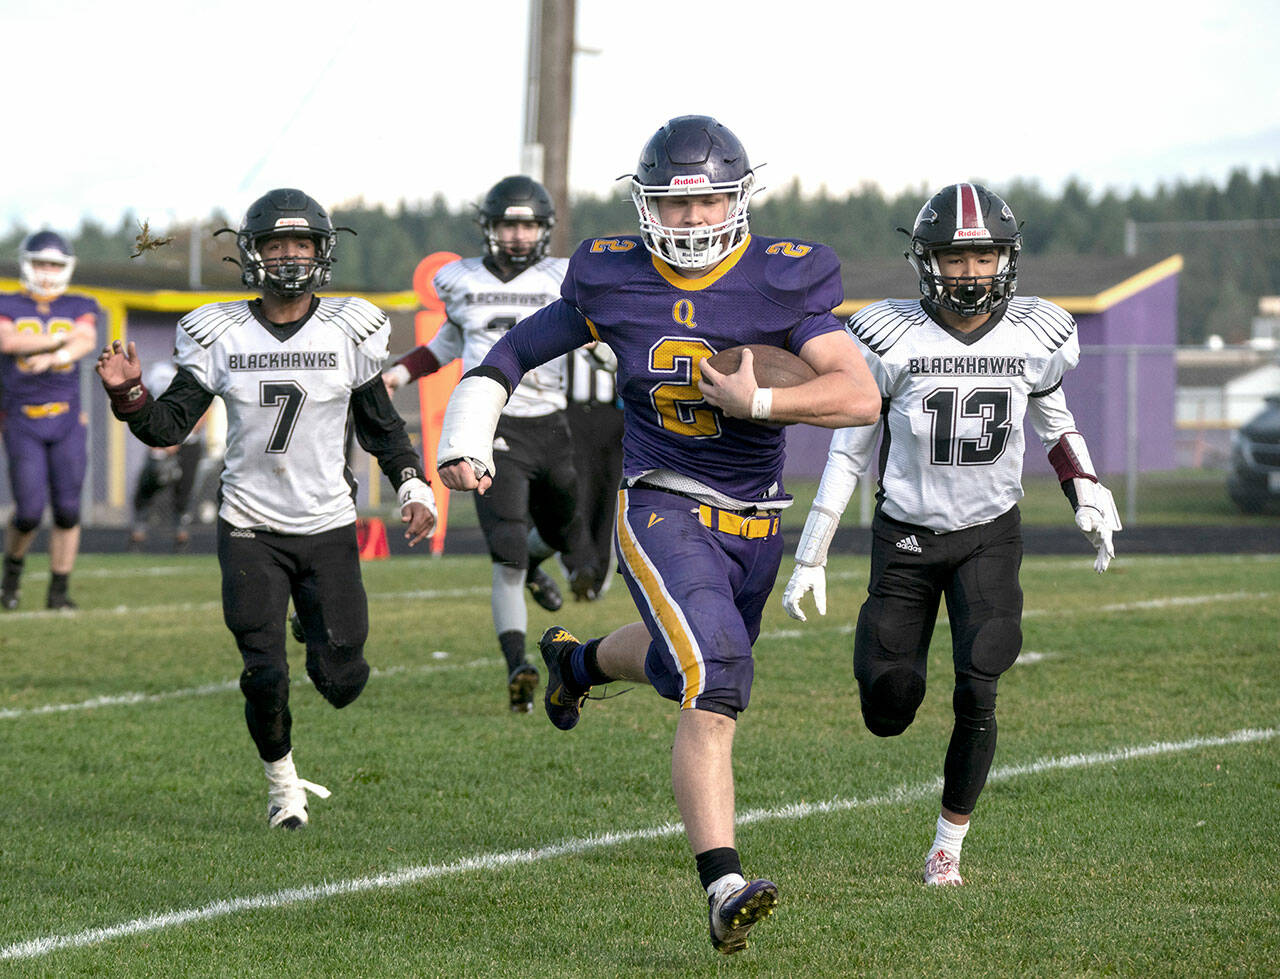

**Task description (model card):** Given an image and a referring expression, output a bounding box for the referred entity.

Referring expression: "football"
[703,344,817,388]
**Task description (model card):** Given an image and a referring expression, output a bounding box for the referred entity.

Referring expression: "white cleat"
[264,751,331,830]
[923,848,965,886]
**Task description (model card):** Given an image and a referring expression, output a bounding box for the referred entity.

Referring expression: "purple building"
[784,254,1182,480]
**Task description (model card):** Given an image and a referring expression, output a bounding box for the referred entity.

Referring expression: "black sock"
[2,555,23,590]
[48,572,70,598]
[695,847,743,892]
[581,639,611,685]
[498,629,528,673]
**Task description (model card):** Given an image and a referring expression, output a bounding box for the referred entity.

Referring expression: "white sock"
[932,814,970,859]
[263,750,297,783]
[707,872,747,901]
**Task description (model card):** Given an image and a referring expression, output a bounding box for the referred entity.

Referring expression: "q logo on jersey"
[672,299,697,330]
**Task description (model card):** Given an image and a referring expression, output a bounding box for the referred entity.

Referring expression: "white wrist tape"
[384,363,410,388]
[397,477,437,518]
[437,374,507,478]
[54,347,72,367]
[750,387,773,421]
[795,505,841,567]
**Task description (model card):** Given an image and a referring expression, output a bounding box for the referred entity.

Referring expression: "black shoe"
[47,593,78,611]
[289,611,305,644]
[1,589,17,611]
[507,663,540,713]
[708,879,779,954]
[526,567,564,612]
[570,568,598,602]
[539,626,589,730]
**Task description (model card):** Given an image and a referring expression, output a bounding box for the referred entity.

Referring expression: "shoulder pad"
[847,299,928,357]
[1005,296,1076,352]
[179,301,254,349]
[563,236,649,307]
[748,237,844,314]
[315,296,388,344]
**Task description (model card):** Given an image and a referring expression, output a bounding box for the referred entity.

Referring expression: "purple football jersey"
[0,292,99,414]
[486,234,845,503]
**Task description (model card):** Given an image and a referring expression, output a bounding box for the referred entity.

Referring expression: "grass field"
[0,548,1276,976]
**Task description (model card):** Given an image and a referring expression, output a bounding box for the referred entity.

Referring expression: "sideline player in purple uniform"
[437,116,880,954]
[0,232,100,610]
[783,184,1122,886]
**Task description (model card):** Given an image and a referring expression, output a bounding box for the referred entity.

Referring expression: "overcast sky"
[4,0,1278,236]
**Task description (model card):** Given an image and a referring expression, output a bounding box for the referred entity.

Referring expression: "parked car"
[1228,394,1280,513]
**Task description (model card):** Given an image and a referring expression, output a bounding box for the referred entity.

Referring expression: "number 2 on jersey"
[648,337,719,437]
[260,380,307,453]
[922,387,1011,465]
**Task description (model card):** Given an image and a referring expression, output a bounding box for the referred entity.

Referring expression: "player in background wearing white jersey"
[782,183,1122,886]
[97,188,436,830]
[383,176,596,713]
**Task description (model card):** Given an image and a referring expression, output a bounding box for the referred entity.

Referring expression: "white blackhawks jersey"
[429,256,568,417]
[836,296,1081,533]
[174,297,389,535]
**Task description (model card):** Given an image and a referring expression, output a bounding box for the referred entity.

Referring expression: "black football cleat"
[1,589,18,611]
[508,663,540,713]
[709,878,779,954]
[289,611,305,644]
[526,567,564,612]
[539,626,589,730]
[46,593,78,611]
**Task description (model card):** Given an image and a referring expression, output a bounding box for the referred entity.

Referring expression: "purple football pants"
[3,412,86,529]
[614,485,784,718]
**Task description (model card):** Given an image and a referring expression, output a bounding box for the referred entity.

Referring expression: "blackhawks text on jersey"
[847,296,1079,532]
[175,296,389,534]
[430,256,568,417]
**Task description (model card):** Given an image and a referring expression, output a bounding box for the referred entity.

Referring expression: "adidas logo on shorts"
[895,535,923,554]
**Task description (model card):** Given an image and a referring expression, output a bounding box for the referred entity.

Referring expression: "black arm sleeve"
[350,374,427,493]
[120,368,215,448]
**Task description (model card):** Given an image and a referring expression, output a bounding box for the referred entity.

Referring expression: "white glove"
[1072,478,1122,573]
[782,563,827,622]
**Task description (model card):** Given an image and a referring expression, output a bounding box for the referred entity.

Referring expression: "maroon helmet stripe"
[958,183,981,230]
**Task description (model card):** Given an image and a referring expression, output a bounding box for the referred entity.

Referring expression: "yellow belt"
[696,504,780,540]
[20,401,70,419]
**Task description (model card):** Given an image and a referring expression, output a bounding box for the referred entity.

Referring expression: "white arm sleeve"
[437,374,508,478]
[1027,385,1080,449]
[795,420,881,566]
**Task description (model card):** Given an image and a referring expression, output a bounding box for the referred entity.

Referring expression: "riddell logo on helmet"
[669,175,712,188]
[953,228,991,240]
[273,218,309,228]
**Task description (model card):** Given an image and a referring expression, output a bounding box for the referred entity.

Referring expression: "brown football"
[703,344,817,388]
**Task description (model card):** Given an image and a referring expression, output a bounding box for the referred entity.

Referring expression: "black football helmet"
[477,175,555,270]
[905,183,1021,316]
[630,115,755,270]
[19,230,76,299]
[221,188,340,296]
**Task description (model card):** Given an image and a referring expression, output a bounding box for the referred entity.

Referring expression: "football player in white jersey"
[782,183,1122,886]
[97,188,436,830]
[383,175,595,713]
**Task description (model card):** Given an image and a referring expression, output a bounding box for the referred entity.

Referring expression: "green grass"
[0,551,1276,976]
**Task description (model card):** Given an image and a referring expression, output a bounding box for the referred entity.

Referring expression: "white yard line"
[0,658,496,720]
[1,726,1272,962]
[4,589,1270,719]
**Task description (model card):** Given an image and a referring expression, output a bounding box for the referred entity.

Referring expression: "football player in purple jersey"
[437,116,880,953]
[0,232,100,610]
[783,183,1122,886]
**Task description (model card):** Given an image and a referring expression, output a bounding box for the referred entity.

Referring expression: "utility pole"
[523,0,575,256]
